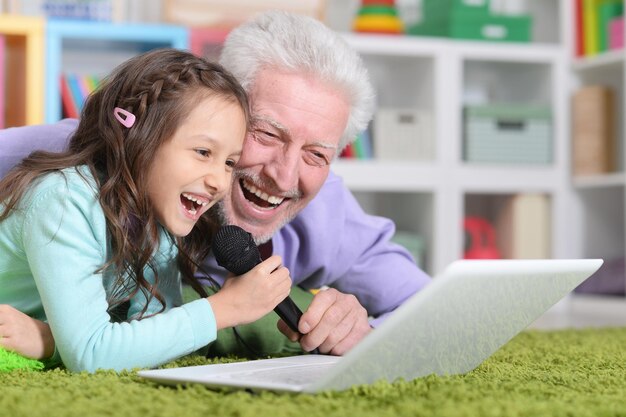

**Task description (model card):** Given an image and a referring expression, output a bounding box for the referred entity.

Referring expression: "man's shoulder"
[0,119,77,150]
[0,119,78,178]
[293,171,348,225]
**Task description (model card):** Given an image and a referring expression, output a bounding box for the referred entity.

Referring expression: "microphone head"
[212,225,262,276]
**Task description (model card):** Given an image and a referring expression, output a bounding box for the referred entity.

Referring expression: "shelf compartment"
[463,59,553,106]
[0,14,45,126]
[463,192,552,260]
[577,187,625,261]
[352,191,434,273]
[45,20,188,123]
[574,187,626,296]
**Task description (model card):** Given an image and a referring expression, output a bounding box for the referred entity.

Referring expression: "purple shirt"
[0,120,431,326]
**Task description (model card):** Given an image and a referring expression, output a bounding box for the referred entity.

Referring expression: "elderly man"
[0,11,430,361]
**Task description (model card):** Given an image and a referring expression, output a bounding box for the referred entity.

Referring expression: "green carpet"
[0,347,44,372]
[2,328,626,417]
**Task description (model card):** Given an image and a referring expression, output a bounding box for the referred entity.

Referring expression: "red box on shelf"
[189,27,230,62]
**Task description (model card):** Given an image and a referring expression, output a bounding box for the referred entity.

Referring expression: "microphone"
[212,225,319,354]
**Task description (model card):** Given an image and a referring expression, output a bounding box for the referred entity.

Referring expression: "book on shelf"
[42,0,112,21]
[571,85,615,176]
[575,0,585,56]
[576,0,624,56]
[354,127,373,159]
[339,125,373,160]
[60,73,101,119]
[60,75,78,119]
[4,0,135,22]
[609,15,624,50]
[0,35,4,129]
[495,194,551,259]
[583,0,601,55]
[599,2,624,51]
[339,143,354,159]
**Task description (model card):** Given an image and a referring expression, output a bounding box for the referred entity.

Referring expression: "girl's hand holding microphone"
[208,255,292,329]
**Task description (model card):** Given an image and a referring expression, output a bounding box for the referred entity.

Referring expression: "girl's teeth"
[182,193,208,206]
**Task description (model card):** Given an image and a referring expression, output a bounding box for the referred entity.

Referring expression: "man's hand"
[277,288,371,355]
[0,304,55,360]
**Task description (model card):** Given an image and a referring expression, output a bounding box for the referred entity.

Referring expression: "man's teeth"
[243,180,284,205]
[182,193,208,207]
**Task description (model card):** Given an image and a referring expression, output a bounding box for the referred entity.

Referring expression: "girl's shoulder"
[21,166,99,210]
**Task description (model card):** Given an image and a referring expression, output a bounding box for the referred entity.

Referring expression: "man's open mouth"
[240,179,285,209]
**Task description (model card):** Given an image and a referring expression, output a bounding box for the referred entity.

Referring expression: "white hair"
[219,10,376,152]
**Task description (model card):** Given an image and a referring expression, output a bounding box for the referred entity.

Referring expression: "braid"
[0,48,249,321]
[84,48,250,319]
[0,48,249,320]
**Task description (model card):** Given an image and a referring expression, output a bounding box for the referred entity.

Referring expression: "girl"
[0,49,292,372]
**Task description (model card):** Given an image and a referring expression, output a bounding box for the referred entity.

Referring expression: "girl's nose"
[204,167,231,195]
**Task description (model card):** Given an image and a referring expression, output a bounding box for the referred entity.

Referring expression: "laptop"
[138,259,603,393]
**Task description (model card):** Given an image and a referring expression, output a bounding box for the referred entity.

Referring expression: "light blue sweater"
[0,166,217,372]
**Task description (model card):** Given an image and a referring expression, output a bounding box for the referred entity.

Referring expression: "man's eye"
[195,149,210,157]
[305,151,330,167]
[253,129,279,140]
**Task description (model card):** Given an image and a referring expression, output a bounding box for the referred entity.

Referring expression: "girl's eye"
[195,149,210,157]
[225,159,237,168]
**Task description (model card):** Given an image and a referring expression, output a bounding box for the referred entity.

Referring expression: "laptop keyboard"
[224,363,336,386]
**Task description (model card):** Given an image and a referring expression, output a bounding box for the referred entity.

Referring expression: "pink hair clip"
[113,107,136,128]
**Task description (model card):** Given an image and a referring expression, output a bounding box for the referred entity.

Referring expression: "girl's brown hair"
[0,48,249,318]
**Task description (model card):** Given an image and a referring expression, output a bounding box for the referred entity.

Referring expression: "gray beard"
[212,200,296,246]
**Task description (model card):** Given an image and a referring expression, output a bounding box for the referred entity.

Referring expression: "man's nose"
[266,147,299,191]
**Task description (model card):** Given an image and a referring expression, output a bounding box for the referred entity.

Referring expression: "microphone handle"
[275,296,320,355]
[274,297,303,333]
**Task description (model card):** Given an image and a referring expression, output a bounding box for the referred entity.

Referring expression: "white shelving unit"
[568,0,626,293]
[332,0,573,276]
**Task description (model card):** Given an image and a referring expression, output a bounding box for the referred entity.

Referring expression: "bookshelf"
[333,27,571,275]
[568,0,626,295]
[44,20,188,123]
[0,14,45,126]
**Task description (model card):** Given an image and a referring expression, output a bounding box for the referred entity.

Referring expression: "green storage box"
[408,14,532,42]
[391,231,426,268]
[422,0,490,17]
[463,105,552,164]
